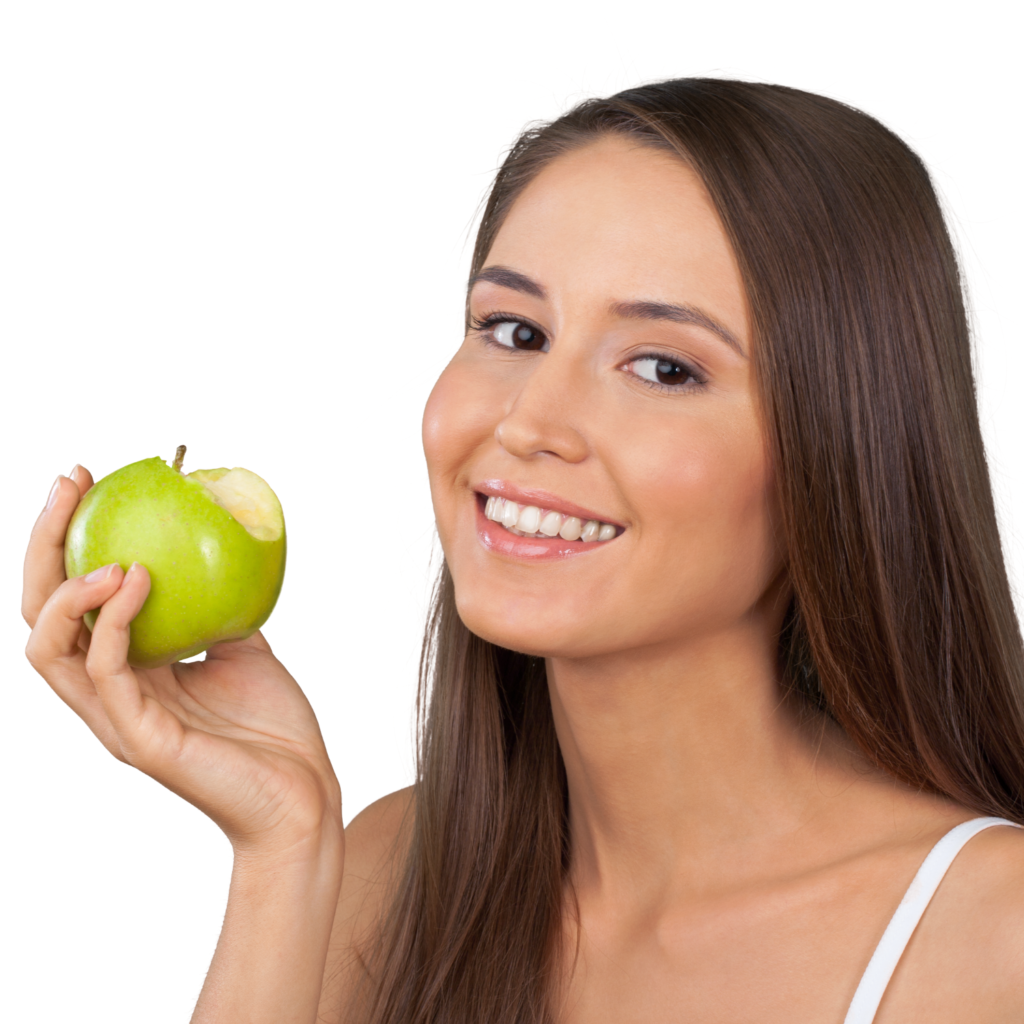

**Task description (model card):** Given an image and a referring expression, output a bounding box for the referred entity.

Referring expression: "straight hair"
[364,78,1024,1024]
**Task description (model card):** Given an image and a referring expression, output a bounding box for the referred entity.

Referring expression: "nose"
[494,345,590,464]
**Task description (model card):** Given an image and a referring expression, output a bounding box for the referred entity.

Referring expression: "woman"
[22,79,1024,1023]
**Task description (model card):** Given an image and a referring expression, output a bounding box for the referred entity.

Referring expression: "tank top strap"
[843,816,1021,1024]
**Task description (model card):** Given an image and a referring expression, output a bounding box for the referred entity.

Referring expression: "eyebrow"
[611,300,745,357]
[469,265,546,299]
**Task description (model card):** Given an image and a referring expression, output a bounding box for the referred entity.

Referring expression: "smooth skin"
[24,136,1024,1023]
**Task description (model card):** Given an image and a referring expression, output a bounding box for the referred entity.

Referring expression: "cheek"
[422,353,505,526]
[424,358,483,479]
[618,415,779,615]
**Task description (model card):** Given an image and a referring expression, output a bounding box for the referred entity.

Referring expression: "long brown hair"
[365,79,1024,1024]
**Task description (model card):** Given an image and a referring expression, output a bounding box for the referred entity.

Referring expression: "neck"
[548,614,875,901]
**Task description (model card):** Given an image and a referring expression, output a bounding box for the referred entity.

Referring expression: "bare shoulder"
[344,785,416,888]
[339,785,415,944]
[947,822,1024,934]
[882,821,1024,1022]
[316,787,415,1024]
[951,822,1024,945]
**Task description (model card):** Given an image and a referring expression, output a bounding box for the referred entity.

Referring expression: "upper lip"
[475,479,625,528]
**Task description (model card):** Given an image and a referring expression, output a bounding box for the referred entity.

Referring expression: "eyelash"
[470,312,536,339]
[629,352,708,392]
[470,312,709,393]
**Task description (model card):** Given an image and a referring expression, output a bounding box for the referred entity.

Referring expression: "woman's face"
[423,135,784,660]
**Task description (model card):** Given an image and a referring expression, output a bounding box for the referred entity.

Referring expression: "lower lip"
[475,494,619,562]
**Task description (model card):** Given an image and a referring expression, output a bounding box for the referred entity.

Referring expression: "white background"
[1,0,1021,1019]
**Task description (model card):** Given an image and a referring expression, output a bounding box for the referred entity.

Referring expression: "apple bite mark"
[171,444,284,543]
[188,468,284,542]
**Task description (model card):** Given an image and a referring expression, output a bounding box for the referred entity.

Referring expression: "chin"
[455,595,549,657]
[451,581,623,660]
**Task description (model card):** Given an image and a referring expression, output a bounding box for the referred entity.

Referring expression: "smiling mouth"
[482,495,620,543]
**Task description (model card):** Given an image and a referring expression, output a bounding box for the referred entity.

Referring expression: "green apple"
[65,446,286,668]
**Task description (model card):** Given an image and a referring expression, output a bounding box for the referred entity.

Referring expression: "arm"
[192,830,345,1024]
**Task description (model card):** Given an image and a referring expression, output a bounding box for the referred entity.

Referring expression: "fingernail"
[45,477,63,511]
[69,464,81,480]
[84,564,117,583]
[120,562,140,587]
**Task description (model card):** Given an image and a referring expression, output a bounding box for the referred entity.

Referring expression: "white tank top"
[843,816,1020,1023]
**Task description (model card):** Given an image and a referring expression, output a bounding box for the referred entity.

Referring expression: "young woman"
[23,79,1024,1023]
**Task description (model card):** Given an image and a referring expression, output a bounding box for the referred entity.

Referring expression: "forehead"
[484,136,747,334]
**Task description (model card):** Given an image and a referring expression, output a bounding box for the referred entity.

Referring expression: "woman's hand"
[23,467,342,859]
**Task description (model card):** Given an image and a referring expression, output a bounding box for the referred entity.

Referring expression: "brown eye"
[630,356,692,386]
[493,321,547,351]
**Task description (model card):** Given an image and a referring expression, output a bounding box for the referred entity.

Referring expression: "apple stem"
[173,445,186,472]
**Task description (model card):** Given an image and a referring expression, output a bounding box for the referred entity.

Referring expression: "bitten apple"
[65,446,286,667]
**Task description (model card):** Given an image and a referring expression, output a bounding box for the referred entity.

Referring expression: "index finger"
[22,466,96,628]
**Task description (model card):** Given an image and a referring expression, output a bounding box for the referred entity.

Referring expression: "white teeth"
[516,505,541,534]
[539,511,562,537]
[559,516,583,541]
[502,501,520,530]
[483,495,619,543]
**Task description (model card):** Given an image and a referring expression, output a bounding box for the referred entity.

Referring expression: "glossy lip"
[473,481,626,563]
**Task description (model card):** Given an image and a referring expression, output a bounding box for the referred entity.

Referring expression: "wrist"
[231,815,345,876]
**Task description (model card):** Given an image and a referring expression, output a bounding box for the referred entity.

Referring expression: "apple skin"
[65,457,286,668]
